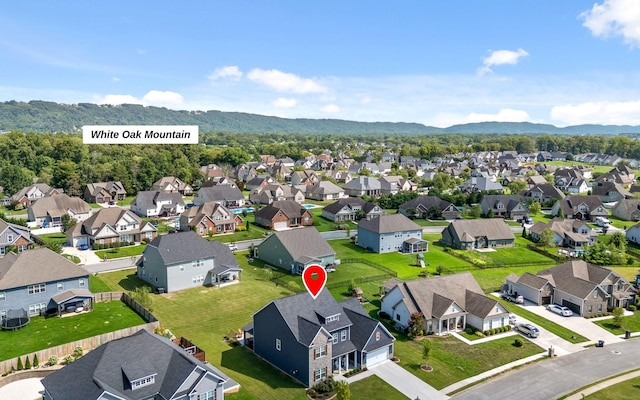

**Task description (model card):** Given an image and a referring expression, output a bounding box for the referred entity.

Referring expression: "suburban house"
[343,176,382,197]
[0,218,32,256]
[193,186,245,208]
[11,183,62,208]
[381,273,510,335]
[244,289,394,387]
[254,200,314,230]
[151,176,193,196]
[398,196,461,220]
[130,190,185,217]
[595,165,635,187]
[529,218,597,250]
[505,260,635,316]
[27,194,92,227]
[479,195,528,220]
[179,202,242,235]
[200,163,226,179]
[138,231,241,292]
[554,169,589,194]
[440,219,515,250]
[304,181,346,201]
[458,177,504,193]
[521,183,565,204]
[612,199,640,221]
[66,207,157,248]
[245,176,275,191]
[291,170,320,186]
[41,329,239,400]
[83,181,127,204]
[255,227,335,274]
[249,183,305,205]
[591,181,632,203]
[0,248,90,319]
[625,222,640,245]
[323,170,352,184]
[379,176,417,195]
[357,214,427,254]
[321,197,385,222]
[551,196,608,221]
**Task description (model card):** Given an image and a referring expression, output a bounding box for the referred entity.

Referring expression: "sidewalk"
[564,369,640,400]
[441,352,547,395]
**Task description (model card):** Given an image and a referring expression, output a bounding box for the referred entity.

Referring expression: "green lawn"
[470,264,553,293]
[462,246,556,266]
[0,301,146,362]
[594,312,640,335]
[95,244,145,259]
[89,275,114,293]
[582,375,640,399]
[62,254,80,264]
[0,205,27,215]
[88,202,103,209]
[116,196,135,206]
[493,296,588,343]
[350,375,406,400]
[38,233,68,246]
[393,334,544,390]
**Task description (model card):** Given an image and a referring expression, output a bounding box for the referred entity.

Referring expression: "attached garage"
[72,236,88,248]
[273,221,288,230]
[541,296,552,305]
[364,346,389,368]
[562,299,581,315]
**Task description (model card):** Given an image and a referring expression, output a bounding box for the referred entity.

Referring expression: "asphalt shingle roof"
[145,231,239,269]
[0,248,88,290]
[262,227,335,263]
[358,213,421,233]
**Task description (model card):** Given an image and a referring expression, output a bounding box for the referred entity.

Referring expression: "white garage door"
[365,346,389,368]
[73,236,87,247]
[273,221,288,230]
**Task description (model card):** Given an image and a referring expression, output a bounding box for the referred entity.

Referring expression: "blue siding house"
[255,227,335,274]
[357,214,427,254]
[0,248,90,322]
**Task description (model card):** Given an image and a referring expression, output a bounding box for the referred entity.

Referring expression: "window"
[0,310,6,320]
[588,305,593,313]
[57,282,64,291]
[325,314,339,323]
[192,260,204,268]
[593,290,598,299]
[0,247,4,255]
[199,390,215,400]
[314,345,326,359]
[192,275,204,284]
[332,333,338,344]
[180,265,185,271]
[598,304,603,312]
[375,331,381,341]
[314,368,327,382]
[79,279,86,288]
[396,314,400,321]
[131,375,156,390]
[0,292,5,301]
[28,283,46,295]
[28,303,46,316]
[7,234,13,242]
[341,330,347,341]
[275,338,281,351]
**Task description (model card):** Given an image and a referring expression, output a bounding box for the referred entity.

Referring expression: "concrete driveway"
[511,313,584,356]
[0,378,44,400]
[370,361,449,400]
[62,245,102,264]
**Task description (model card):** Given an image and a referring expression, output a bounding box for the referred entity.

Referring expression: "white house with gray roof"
[27,194,91,227]
[42,329,239,400]
[137,231,241,292]
[244,289,394,387]
[357,213,427,254]
[193,186,245,208]
[255,227,335,274]
[130,190,185,217]
[0,248,90,321]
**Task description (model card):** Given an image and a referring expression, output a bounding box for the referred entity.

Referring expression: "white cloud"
[478,48,529,75]
[321,104,340,113]
[98,90,184,107]
[551,100,640,125]
[580,0,640,47]
[466,108,531,123]
[272,97,297,108]
[208,65,243,81]
[247,68,328,93]
[112,77,121,82]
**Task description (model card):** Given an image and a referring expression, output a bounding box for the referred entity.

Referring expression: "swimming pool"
[302,204,318,209]
[231,207,255,214]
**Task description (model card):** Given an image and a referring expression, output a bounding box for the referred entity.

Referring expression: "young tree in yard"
[129,286,153,311]
[508,180,526,194]
[335,380,351,400]
[422,339,432,369]
[612,307,625,328]
[528,201,541,215]
[538,228,555,248]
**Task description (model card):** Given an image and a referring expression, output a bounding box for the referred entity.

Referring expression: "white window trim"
[275,338,281,351]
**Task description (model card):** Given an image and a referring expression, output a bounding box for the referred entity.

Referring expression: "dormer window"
[131,374,156,390]
[325,314,339,323]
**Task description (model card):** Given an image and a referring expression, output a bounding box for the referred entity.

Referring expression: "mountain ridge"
[1,100,639,135]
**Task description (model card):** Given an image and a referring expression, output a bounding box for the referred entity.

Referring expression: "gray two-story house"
[244,289,394,387]
[137,231,241,292]
[0,218,32,256]
[0,248,90,320]
[357,213,427,254]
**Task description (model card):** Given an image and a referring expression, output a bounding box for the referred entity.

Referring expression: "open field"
[0,301,146,362]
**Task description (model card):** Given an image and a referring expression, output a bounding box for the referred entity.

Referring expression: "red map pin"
[302,264,327,300]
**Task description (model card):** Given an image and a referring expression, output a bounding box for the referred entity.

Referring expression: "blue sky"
[1,0,640,127]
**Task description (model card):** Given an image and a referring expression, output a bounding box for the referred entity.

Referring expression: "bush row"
[92,241,135,250]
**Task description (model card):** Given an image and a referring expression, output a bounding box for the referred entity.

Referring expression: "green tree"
[528,201,541,215]
[16,357,23,371]
[407,312,425,337]
[335,381,351,400]
[32,354,39,368]
[24,356,31,370]
[422,339,432,368]
[538,228,555,248]
[129,286,153,311]
[508,180,526,194]
[612,307,625,328]
[0,165,33,195]
[61,214,76,232]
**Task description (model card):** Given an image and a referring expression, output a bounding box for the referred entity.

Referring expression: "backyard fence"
[326,274,396,290]
[0,292,159,376]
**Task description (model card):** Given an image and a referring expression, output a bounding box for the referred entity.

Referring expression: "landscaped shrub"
[514,337,524,347]
[505,325,511,331]
[465,326,475,335]
[47,355,58,366]
[32,354,39,368]
[73,346,83,360]
[379,311,390,320]
[16,357,23,371]
[63,355,74,365]
[475,330,485,338]
[628,305,636,312]
[24,356,31,370]
[483,330,490,336]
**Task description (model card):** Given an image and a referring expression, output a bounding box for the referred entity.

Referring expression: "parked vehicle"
[79,244,89,251]
[509,314,517,325]
[515,323,539,338]
[547,304,573,317]
[228,243,238,251]
[595,217,611,228]
[501,292,524,304]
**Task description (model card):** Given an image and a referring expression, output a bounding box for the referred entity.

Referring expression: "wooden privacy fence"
[0,292,159,376]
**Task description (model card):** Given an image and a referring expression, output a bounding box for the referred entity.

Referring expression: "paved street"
[453,340,640,400]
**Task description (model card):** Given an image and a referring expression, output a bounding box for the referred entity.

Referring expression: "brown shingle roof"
[0,248,88,290]
[447,219,515,241]
[358,213,421,234]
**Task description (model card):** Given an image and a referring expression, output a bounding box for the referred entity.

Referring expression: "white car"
[547,304,573,317]
[227,243,238,251]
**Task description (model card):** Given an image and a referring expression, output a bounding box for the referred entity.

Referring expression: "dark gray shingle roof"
[358,213,421,233]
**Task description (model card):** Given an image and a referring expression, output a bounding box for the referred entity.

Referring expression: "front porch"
[402,238,429,254]
[431,314,466,335]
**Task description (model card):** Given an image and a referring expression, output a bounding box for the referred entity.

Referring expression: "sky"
[2,0,640,127]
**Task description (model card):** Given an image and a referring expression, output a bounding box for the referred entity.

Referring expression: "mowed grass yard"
[0,301,146,362]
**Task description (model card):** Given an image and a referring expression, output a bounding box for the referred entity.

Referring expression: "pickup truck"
[501,292,524,304]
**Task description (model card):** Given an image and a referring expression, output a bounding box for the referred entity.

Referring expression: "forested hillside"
[1,100,640,135]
